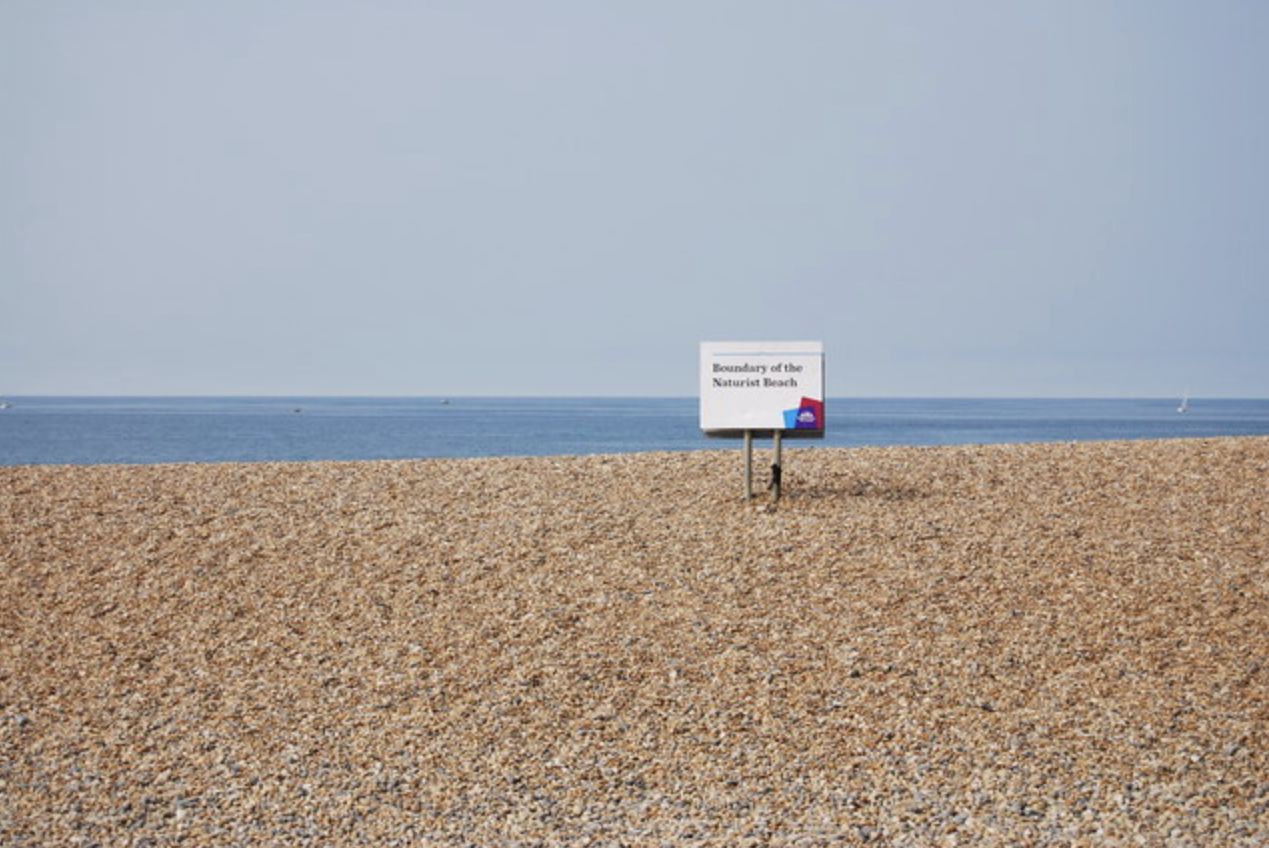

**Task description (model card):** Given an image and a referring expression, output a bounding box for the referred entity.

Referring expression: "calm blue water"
[1,397,1267,466]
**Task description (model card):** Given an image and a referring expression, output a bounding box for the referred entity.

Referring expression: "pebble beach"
[2,437,1266,845]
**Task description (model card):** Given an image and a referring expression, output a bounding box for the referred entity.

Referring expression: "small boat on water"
[1177,394,1190,414]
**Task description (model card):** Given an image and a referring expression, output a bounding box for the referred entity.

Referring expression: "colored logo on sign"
[782,397,824,430]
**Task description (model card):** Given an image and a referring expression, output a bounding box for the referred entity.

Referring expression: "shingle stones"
[2,438,1266,844]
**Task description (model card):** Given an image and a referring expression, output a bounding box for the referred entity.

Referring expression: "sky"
[3,1,1267,397]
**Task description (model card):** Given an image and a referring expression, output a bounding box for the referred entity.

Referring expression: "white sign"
[700,341,825,435]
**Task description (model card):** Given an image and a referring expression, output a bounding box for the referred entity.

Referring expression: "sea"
[1,396,1268,467]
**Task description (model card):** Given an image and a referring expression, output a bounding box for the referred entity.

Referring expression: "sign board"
[700,341,824,437]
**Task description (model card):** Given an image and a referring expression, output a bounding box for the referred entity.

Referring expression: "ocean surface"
[1,396,1267,467]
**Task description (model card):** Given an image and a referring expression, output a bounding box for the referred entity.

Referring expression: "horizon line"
[4,393,1267,401]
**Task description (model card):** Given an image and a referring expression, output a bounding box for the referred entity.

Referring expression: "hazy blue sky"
[4,2,1267,397]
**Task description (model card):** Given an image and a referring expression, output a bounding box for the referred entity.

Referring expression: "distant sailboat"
[1177,394,1189,414]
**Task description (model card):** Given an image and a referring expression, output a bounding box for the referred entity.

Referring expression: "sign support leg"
[743,429,753,500]
[771,430,783,502]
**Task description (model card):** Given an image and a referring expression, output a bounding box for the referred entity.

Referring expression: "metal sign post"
[743,430,753,499]
[742,429,787,502]
[771,429,783,502]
